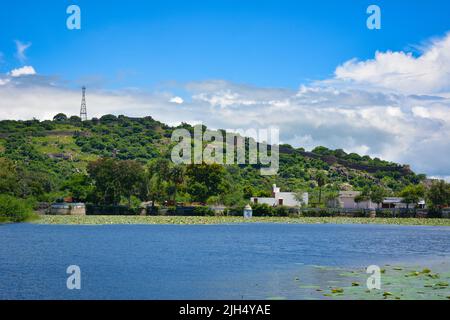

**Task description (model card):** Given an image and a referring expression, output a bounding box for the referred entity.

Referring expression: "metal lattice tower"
[80,86,87,121]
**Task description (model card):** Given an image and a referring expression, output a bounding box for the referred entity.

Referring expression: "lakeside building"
[49,203,86,215]
[327,191,426,210]
[250,184,308,207]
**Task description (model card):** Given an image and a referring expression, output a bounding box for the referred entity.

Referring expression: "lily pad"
[434,282,448,288]
[331,288,344,294]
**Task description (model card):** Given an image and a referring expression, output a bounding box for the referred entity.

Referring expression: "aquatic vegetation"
[405,271,421,277]
[293,264,450,300]
[331,288,344,294]
[434,282,448,288]
[33,215,450,226]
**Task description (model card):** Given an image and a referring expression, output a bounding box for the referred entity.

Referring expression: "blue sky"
[1,1,450,178]
[1,0,450,89]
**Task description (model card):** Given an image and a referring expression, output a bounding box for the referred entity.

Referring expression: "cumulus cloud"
[1,33,450,178]
[169,96,184,104]
[14,40,32,63]
[9,66,36,77]
[334,32,450,95]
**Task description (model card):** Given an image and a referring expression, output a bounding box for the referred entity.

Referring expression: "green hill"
[0,114,425,206]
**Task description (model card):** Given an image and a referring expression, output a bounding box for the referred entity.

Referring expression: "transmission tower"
[80,86,87,121]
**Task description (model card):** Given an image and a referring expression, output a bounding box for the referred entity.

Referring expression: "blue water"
[0,223,449,299]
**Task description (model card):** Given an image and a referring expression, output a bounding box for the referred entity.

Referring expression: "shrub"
[252,203,273,216]
[0,195,35,222]
[224,206,245,216]
[166,206,177,215]
[193,206,215,216]
[273,206,289,217]
[86,204,140,215]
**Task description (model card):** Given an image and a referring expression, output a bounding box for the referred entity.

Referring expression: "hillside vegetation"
[0,114,434,214]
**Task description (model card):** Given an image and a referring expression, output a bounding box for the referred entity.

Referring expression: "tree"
[168,165,185,202]
[88,158,120,205]
[355,186,370,204]
[185,163,226,203]
[53,113,68,122]
[315,171,327,204]
[88,158,145,206]
[116,160,146,207]
[370,186,387,208]
[69,115,82,124]
[400,184,426,210]
[62,173,94,202]
[187,182,209,203]
[427,180,450,209]
[147,158,171,211]
[100,114,118,124]
[0,158,18,196]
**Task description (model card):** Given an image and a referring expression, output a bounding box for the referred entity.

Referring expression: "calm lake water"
[1,223,449,299]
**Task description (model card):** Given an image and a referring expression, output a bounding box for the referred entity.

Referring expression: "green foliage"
[427,181,450,209]
[53,113,68,122]
[273,206,289,217]
[251,203,273,216]
[147,158,171,207]
[62,173,94,202]
[0,115,428,213]
[0,195,35,222]
[193,206,215,216]
[400,184,426,208]
[88,158,145,206]
[186,163,226,203]
[370,186,388,207]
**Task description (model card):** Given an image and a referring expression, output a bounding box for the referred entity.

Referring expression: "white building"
[327,191,376,209]
[328,192,426,209]
[250,184,308,207]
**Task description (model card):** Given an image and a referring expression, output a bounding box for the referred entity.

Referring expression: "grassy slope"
[1,117,423,195]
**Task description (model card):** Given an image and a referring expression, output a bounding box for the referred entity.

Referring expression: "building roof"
[338,191,361,198]
[383,197,404,204]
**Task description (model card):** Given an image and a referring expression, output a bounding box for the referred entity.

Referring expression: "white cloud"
[14,40,32,63]
[334,33,450,95]
[0,78,10,86]
[169,96,184,104]
[1,33,450,179]
[9,66,36,77]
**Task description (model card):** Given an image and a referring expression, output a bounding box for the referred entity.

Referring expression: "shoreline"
[31,215,450,226]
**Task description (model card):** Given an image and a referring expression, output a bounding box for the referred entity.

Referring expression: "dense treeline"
[0,114,448,221]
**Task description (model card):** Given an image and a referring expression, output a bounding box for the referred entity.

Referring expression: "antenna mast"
[80,86,87,121]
